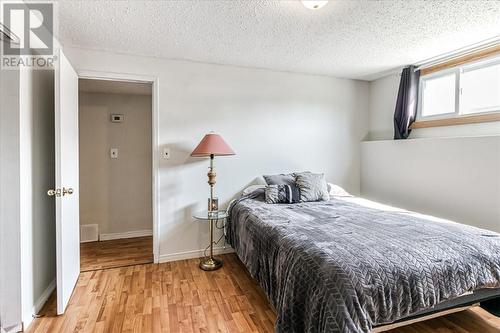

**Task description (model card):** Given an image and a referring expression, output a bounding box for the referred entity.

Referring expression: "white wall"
[362,136,500,232]
[0,63,56,332]
[363,73,500,232]
[65,47,370,261]
[30,70,56,322]
[79,91,152,237]
[19,66,35,330]
[19,68,56,329]
[0,62,23,333]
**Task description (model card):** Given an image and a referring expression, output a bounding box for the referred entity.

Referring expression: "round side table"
[193,210,228,271]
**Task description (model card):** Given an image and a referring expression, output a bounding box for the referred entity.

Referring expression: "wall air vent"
[80,224,99,243]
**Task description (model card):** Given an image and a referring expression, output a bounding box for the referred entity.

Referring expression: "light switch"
[110,148,119,159]
[162,147,170,159]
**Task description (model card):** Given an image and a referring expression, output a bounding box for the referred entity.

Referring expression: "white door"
[54,49,80,314]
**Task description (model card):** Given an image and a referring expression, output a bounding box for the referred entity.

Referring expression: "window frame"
[417,55,500,122]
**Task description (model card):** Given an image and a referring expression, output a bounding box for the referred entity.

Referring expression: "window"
[461,62,500,115]
[421,72,456,117]
[418,55,500,123]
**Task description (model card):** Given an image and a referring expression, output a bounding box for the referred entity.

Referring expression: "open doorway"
[78,78,154,272]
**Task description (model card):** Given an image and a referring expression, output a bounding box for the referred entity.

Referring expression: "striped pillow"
[265,184,300,204]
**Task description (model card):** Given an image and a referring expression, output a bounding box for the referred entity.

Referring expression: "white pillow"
[327,183,352,197]
[242,184,266,196]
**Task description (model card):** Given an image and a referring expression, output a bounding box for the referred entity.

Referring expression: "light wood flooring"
[28,252,500,333]
[80,236,153,272]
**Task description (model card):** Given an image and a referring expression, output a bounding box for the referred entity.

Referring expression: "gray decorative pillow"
[295,172,329,202]
[265,184,301,204]
[263,173,295,186]
[263,171,311,186]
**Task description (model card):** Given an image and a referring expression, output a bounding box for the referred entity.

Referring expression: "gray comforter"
[226,190,500,333]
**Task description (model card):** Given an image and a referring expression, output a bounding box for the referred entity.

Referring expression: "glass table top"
[193,210,228,220]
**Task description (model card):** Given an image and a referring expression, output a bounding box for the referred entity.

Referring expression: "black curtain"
[393,66,420,139]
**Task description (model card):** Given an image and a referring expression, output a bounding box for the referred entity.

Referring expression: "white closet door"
[54,49,80,315]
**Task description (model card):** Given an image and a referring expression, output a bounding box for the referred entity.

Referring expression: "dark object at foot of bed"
[481,297,500,316]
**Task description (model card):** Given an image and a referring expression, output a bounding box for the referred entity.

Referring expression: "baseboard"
[22,279,55,331]
[0,323,23,333]
[99,229,152,241]
[158,246,235,263]
[33,279,55,315]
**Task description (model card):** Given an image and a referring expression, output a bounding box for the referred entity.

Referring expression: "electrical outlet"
[110,148,119,159]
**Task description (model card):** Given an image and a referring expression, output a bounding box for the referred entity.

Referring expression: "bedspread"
[227,191,500,333]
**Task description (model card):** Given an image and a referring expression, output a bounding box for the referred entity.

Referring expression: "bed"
[226,189,500,333]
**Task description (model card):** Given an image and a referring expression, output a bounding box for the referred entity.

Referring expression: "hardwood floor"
[27,254,500,333]
[80,236,153,272]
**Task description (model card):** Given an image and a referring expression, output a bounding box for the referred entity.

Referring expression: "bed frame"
[373,304,476,332]
[373,292,500,332]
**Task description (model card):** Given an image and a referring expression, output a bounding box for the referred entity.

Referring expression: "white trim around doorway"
[77,70,160,263]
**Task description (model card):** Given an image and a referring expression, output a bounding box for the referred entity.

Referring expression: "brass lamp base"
[199,257,223,271]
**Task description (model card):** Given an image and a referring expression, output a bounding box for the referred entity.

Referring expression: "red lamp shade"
[191,133,235,157]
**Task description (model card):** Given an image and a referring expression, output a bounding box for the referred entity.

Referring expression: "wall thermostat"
[110,114,124,123]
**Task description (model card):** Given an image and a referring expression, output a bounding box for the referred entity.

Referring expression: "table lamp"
[191,132,235,270]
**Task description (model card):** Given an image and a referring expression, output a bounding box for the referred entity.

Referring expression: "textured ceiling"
[58,0,500,80]
[79,79,152,95]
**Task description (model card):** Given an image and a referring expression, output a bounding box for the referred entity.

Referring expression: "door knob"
[47,188,62,197]
[62,187,74,196]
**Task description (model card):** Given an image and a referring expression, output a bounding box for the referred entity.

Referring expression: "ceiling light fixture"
[301,0,328,10]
